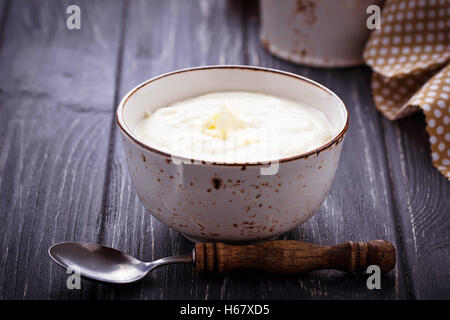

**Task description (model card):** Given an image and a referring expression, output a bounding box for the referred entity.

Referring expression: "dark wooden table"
[0,0,449,300]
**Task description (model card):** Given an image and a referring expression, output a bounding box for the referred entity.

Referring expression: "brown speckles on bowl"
[211,178,222,190]
[294,0,317,24]
[141,154,146,162]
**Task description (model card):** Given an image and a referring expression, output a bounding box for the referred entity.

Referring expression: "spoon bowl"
[49,242,193,284]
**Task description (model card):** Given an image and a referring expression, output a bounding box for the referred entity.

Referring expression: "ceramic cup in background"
[116,66,348,242]
[260,0,385,67]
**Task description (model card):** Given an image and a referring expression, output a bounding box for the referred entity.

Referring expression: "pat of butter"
[202,104,246,140]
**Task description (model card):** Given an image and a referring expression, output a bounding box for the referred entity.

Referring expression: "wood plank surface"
[0,0,448,300]
[231,2,409,299]
[94,0,408,299]
[0,0,124,299]
[94,0,247,300]
[381,115,450,299]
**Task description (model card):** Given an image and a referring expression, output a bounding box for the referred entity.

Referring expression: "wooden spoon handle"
[195,240,395,274]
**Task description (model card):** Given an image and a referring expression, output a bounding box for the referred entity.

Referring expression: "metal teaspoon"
[49,240,396,284]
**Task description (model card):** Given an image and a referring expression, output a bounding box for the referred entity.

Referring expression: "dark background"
[0,0,449,299]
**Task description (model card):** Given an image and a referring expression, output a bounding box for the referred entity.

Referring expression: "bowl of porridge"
[116,66,348,242]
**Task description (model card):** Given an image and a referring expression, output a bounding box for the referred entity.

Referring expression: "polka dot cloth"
[363,0,450,179]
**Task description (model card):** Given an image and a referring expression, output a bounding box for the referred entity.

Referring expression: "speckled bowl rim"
[116,65,349,167]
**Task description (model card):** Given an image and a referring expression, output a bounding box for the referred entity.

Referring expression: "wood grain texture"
[93,0,246,300]
[94,0,408,299]
[195,241,396,274]
[0,0,11,47]
[219,1,409,299]
[0,0,448,300]
[0,0,124,299]
[381,114,450,299]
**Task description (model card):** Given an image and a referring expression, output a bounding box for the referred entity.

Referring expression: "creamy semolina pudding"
[134,91,332,163]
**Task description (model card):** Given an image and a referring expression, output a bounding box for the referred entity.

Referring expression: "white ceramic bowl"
[116,66,348,242]
[260,0,385,67]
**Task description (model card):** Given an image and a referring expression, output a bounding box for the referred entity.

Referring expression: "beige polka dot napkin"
[363,0,450,179]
